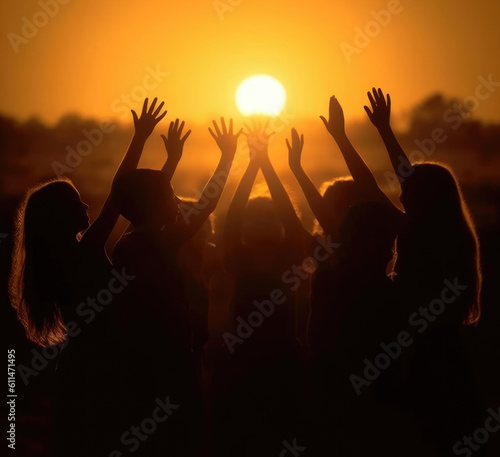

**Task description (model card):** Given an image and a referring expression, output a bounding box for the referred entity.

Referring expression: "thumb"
[363,106,374,121]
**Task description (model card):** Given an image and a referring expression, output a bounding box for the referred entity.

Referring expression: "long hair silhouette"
[9,178,89,346]
[396,162,481,326]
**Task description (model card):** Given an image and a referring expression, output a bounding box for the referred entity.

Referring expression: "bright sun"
[235,74,286,116]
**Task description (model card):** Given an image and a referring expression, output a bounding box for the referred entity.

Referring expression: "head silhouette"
[340,202,400,274]
[398,162,481,325]
[10,178,87,346]
[28,179,89,240]
[316,178,357,236]
[242,197,283,246]
[112,169,178,227]
[401,163,466,221]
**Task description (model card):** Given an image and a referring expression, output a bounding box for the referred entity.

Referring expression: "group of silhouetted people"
[9,89,483,456]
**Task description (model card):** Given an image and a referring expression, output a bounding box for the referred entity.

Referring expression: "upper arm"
[80,196,120,251]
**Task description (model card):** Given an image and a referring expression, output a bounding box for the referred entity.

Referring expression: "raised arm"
[161,118,191,182]
[81,98,167,249]
[248,121,305,242]
[364,87,414,183]
[177,117,242,240]
[287,128,331,233]
[223,151,260,260]
[320,96,382,194]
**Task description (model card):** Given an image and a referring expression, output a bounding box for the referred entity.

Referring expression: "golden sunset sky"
[1,0,499,126]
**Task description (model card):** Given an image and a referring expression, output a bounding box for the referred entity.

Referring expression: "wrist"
[330,128,347,139]
[133,131,150,142]
[376,124,392,135]
[332,131,349,144]
[166,155,181,164]
[220,150,236,163]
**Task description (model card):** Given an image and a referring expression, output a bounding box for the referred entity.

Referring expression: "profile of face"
[28,181,90,239]
[63,186,90,234]
[242,197,283,245]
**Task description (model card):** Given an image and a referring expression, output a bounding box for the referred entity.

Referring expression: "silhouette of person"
[210,119,309,457]
[293,95,405,455]
[9,97,167,457]
[110,117,241,456]
[365,88,483,456]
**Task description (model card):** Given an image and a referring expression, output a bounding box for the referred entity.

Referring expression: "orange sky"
[1,0,499,125]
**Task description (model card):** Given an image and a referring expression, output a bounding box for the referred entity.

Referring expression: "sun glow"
[235,74,287,116]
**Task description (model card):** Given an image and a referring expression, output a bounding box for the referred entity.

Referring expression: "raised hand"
[131,97,167,139]
[209,117,243,160]
[320,95,345,139]
[161,119,191,164]
[287,128,305,172]
[364,88,391,130]
[243,118,274,161]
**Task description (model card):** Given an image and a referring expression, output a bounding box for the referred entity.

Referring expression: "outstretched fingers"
[363,105,374,121]
[155,110,167,123]
[367,90,377,110]
[212,120,222,137]
[181,129,192,142]
[141,98,149,116]
[220,117,227,135]
[131,110,139,124]
[148,97,158,115]
[208,127,217,141]
[152,101,165,117]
